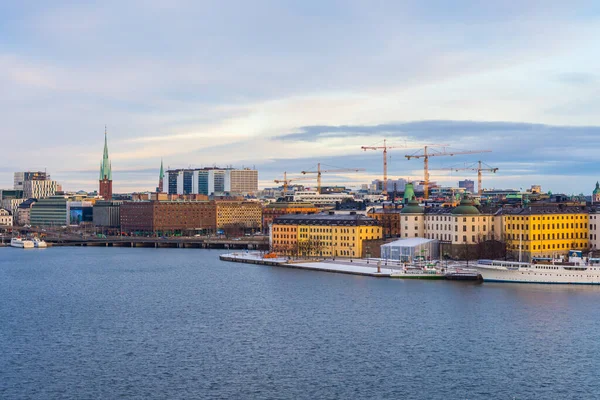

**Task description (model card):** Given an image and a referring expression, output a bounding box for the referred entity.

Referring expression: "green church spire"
[99,126,112,181]
[159,158,164,180]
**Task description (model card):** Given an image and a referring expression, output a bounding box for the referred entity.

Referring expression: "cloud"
[2,1,600,195]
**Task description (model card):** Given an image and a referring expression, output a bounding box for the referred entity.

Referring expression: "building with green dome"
[593,182,600,203]
[400,197,424,238]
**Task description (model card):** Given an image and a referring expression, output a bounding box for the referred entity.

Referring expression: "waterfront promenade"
[221,252,400,277]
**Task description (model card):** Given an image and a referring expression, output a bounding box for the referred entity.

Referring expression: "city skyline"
[2,2,600,193]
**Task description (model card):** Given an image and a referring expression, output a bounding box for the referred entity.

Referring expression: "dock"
[220,253,393,277]
[220,252,482,280]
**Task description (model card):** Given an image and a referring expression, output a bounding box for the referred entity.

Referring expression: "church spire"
[158,158,165,193]
[99,126,113,199]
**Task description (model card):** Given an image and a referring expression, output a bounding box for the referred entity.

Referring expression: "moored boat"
[10,237,34,249]
[475,250,600,284]
[32,237,47,248]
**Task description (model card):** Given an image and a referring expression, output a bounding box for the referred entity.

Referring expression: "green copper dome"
[401,197,424,214]
[594,182,600,195]
[451,196,480,215]
[403,182,415,204]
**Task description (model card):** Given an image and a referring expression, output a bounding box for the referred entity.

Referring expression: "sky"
[2,0,600,194]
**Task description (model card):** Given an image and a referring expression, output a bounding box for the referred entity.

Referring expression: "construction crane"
[445,161,498,196]
[273,172,313,196]
[405,146,492,199]
[361,139,413,197]
[300,163,366,194]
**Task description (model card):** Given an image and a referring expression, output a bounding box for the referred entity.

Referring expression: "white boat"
[10,237,34,249]
[475,250,600,284]
[33,237,47,248]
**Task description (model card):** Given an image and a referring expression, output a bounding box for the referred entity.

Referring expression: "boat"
[474,250,600,284]
[32,237,47,248]
[445,266,482,281]
[10,237,34,249]
[390,264,446,280]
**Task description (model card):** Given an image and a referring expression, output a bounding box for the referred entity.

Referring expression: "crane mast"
[444,160,498,195]
[406,147,492,199]
[301,163,366,194]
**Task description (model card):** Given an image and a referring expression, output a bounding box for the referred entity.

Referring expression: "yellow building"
[215,201,262,233]
[271,212,382,258]
[502,207,589,261]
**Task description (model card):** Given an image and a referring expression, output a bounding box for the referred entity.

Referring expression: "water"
[1,247,599,399]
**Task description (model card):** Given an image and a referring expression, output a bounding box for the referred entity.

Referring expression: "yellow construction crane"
[405,146,492,199]
[361,139,412,197]
[273,172,313,195]
[446,161,498,196]
[300,163,366,194]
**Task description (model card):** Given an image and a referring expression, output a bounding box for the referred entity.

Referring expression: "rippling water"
[1,247,599,399]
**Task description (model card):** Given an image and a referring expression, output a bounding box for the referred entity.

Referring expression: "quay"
[220,252,393,277]
[42,236,269,250]
[220,252,482,280]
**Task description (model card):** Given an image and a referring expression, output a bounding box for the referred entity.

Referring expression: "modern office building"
[14,171,49,190]
[164,167,258,196]
[459,179,475,194]
[23,179,58,199]
[93,200,123,227]
[30,195,69,226]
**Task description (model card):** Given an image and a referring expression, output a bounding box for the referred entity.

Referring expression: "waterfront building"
[99,129,113,200]
[501,206,589,261]
[271,212,382,258]
[0,208,13,227]
[16,198,37,226]
[93,200,123,228]
[120,201,217,234]
[67,201,94,225]
[30,195,69,226]
[262,202,319,233]
[216,201,263,233]
[381,238,439,261]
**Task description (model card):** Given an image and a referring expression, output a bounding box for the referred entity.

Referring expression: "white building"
[381,238,439,262]
[0,208,13,227]
[291,191,354,205]
[24,179,58,199]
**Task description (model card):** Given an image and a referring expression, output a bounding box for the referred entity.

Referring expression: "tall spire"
[159,158,164,179]
[100,126,111,180]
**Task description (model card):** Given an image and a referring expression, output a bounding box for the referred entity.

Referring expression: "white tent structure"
[380,238,439,262]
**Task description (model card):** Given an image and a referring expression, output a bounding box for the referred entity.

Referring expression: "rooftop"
[274,212,379,226]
